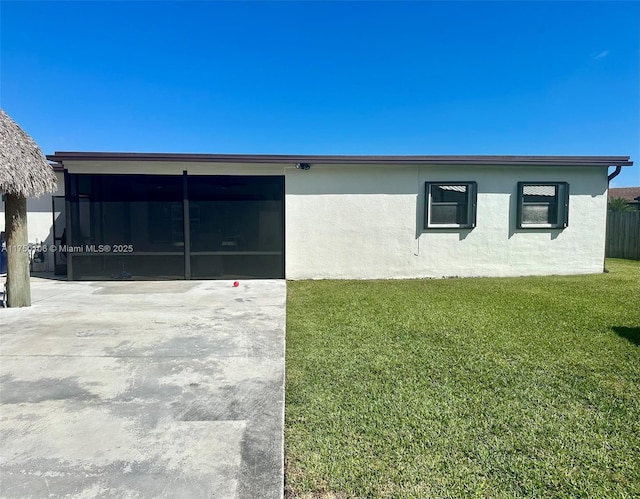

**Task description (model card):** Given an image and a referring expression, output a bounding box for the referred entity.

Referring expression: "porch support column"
[5,192,31,307]
[183,171,191,279]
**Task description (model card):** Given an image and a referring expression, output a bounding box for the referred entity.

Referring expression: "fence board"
[606,211,640,260]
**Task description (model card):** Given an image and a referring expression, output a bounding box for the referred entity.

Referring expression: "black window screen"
[188,176,284,279]
[65,173,284,280]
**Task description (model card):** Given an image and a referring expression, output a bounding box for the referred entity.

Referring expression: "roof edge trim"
[45,152,634,167]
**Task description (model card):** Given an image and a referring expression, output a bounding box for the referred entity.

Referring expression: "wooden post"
[5,192,31,307]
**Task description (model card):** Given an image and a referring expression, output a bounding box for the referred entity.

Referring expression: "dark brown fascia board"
[45,152,634,167]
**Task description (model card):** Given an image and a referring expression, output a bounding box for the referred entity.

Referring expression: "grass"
[285,259,640,498]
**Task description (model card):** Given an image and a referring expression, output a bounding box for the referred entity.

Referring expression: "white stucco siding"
[285,165,609,279]
[286,166,418,279]
[503,167,608,276]
[1,171,64,271]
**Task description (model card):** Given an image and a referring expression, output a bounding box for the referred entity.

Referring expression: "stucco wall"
[285,165,609,279]
[1,171,65,271]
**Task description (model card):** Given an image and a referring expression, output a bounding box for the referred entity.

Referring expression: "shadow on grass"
[612,326,640,346]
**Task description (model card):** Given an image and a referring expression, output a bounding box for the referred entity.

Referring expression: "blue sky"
[2,1,638,186]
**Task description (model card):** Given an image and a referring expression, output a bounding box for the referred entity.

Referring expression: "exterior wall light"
[296,163,311,170]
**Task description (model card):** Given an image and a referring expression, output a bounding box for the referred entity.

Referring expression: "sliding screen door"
[189,175,284,279]
[66,174,184,280]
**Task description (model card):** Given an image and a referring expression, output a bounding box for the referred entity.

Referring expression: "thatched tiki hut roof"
[1,108,57,307]
[1,109,56,197]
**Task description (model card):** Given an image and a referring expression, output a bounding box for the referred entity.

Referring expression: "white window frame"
[424,182,477,229]
[517,182,569,229]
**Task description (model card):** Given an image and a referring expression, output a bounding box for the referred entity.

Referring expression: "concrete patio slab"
[0,277,285,498]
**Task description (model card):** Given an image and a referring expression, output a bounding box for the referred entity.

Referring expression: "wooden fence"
[606,211,640,260]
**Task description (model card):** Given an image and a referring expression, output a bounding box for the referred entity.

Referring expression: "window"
[517,182,569,229]
[425,182,477,229]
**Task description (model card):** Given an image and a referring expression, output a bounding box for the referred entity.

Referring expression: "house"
[609,187,640,210]
[1,153,633,280]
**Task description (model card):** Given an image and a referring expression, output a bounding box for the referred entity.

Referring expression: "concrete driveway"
[0,278,285,498]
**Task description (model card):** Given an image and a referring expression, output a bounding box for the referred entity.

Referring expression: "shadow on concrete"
[30,272,67,281]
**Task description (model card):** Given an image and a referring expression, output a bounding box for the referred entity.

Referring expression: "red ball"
[233,281,240,287]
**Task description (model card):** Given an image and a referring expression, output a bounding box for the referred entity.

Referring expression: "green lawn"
[285,259,640,498]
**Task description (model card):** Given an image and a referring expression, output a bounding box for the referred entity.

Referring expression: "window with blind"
[517,182,569,229]
[424,182,477,229]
